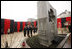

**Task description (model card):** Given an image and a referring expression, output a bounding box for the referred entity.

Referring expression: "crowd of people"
[23,25,37,37]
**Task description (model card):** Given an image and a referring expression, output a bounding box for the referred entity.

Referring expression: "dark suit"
[24,27,26,37]
[35,27,37,33]
[68,25,71,32]
[27,27,30,37]
[33,27,35,33]
[30,27,33,36]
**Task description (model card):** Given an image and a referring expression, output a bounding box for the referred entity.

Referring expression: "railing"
[57,33,71,48]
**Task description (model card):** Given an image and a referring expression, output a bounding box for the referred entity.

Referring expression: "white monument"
[37,1,58,47]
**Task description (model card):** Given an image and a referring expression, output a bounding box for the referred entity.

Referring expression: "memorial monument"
[37,1,58,47]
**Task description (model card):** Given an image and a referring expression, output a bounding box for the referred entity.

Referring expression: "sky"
[1,1,71,21]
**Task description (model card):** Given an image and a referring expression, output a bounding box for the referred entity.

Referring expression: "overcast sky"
[1,1,71,21]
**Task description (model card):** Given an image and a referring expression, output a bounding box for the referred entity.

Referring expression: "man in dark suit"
[68,23,71,33]
[35,26,37,33]
[33,26,35,34]
[24,26,27,37]
[30,25,33,37]
[1,28,3,34]
[27,25,30,37]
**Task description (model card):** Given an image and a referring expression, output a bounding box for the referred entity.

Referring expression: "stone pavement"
[1,32,38,48]
[1,31,70,48]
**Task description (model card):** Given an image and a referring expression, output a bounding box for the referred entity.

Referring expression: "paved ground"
[1,30,71,48]
[1,31,38,48]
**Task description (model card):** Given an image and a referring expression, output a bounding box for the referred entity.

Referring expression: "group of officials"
[24,25,37,37]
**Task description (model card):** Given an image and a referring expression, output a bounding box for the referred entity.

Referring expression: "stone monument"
[37,1,58,47]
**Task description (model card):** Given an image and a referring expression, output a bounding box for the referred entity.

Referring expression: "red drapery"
[66,17,71,24]
[57,18,62,28]
[23,22,26,30]
[66,16,71,28]
[34,21,36,27]
[4,19,10,34]
[17,22,20,32]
